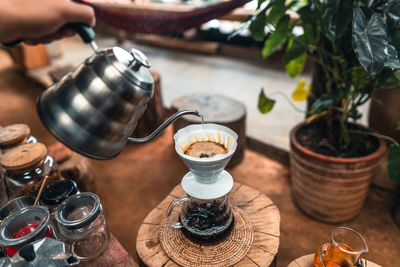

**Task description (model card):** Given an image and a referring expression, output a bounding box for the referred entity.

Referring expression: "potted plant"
[237,0,400,223]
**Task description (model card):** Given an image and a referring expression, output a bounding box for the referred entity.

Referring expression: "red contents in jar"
[6,222,54,257]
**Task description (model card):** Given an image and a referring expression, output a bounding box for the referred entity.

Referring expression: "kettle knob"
[129,48,151,70]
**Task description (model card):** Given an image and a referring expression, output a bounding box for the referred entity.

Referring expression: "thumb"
[62,2,96,27]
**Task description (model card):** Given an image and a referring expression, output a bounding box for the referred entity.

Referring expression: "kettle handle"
[127,110,201,144]
[2,23,95,47]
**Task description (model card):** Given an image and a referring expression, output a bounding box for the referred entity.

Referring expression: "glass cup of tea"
[314,227,369,267]
[166,194,234,242]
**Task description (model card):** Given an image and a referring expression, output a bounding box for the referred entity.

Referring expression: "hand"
[0,0,95,44]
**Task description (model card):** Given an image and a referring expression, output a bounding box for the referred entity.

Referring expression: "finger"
[62,2,96,27]
[24,40,40,46]
[26,31,64,45]
[59,28,76,38]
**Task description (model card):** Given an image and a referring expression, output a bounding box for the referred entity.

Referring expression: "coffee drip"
[167,123,238,242]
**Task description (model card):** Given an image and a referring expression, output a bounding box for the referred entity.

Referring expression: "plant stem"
[269,91,306,113]
[349,129,400,146]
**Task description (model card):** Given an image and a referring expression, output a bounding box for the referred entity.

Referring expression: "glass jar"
[0,196,35,223]
[0,124,37,207]
[0,206,55,257]
[40,180,78,237]
[166,194,234,242]
[0,176,7,208]
[55,192,109,261]
[314,227,369,267]
[1,143,60,200]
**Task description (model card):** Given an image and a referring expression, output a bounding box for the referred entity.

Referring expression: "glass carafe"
[314,227,369,267]
[167,194,233,242]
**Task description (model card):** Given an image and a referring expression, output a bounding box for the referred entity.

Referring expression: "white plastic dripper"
[174,124,238,200]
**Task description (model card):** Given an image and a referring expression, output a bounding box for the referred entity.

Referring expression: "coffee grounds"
[184,141,227,158]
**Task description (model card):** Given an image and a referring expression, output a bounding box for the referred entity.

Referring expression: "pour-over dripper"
[174,123,238,200]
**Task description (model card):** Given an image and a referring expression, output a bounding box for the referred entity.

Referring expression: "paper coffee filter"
[174,124,238,161]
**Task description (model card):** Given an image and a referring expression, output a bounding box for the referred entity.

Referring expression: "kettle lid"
[107,47,154,91]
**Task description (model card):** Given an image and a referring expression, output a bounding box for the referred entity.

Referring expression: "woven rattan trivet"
[159,206,254,267]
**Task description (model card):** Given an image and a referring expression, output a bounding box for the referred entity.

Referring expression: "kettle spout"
[127,110,201,144]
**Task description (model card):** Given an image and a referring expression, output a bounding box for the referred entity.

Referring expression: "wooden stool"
[133,71,166,137]
[136,182,280,267]
[171,94,246,167]
[287,254,381,267]
[4,44,50,70]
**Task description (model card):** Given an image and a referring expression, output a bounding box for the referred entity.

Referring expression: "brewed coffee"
[179,197,234,242]
[184,141,228,158]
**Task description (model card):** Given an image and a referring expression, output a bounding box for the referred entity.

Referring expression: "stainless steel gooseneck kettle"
[37,25,200,159]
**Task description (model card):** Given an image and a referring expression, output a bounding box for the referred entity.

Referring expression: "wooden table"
[81,233,138,267]
[136,183,280,267]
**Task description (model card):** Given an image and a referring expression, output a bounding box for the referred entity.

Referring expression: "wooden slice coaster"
[287,254,381,267]
[137,183,280,267]
[159,206,254,267]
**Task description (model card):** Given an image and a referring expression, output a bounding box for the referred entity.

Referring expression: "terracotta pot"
[290,122,387,223]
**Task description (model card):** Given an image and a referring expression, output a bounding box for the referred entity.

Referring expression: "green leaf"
[311,89,344,114]
[351,67,369,90]
[395,70,400,82]
[297,3,320,43]
[321,0,353,40]
[229,0,276,40]
[283,35,307,65]
[384,45,400,69]
[262,15,291,58]
[297,3,319,23]
[258,89,276,114]
[266,0,285,24]
[388,144,400,182]
[386,1,400,53]
[256,0,267,10]
[286,53,306,78]
[250,13,267,41]
[375,67,395,89]
[352,9,389,75]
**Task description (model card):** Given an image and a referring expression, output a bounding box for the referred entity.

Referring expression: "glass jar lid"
[0,206,50,247]
[104,47,153,91]
[0,124,30,146]
[41,180,78,206]
[55,192,102,230]
[0,143,47,172]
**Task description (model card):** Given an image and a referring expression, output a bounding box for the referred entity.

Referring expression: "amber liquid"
[314,243,363,267]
